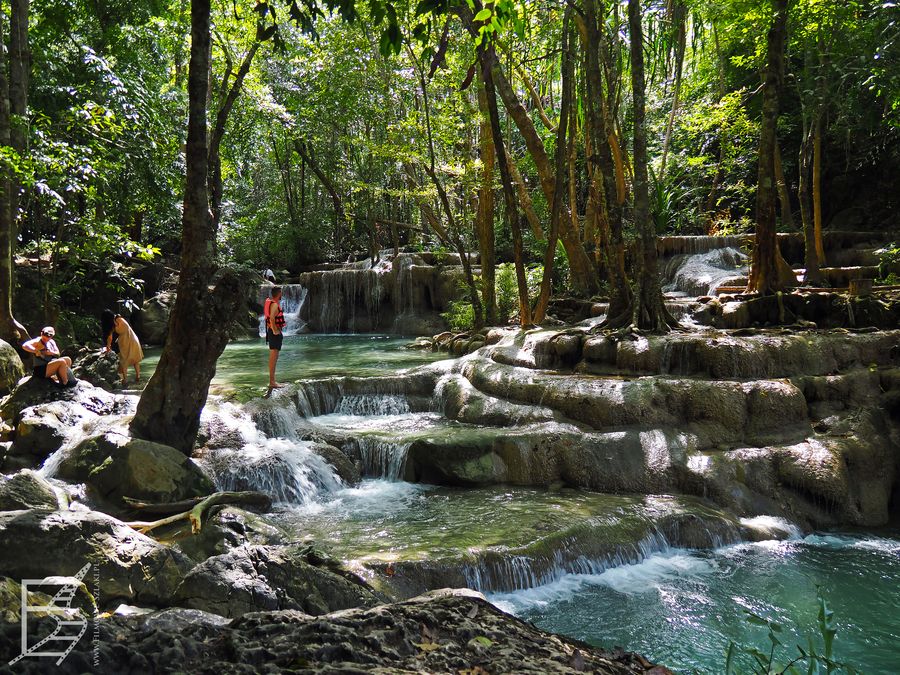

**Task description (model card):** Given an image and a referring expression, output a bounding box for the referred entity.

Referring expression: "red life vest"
[264,297,286,330]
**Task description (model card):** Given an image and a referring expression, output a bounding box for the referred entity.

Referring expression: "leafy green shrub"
[876,243,900,283]
[442,262,545,331]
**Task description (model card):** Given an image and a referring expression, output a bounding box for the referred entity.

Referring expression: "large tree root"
[123,491,272,535]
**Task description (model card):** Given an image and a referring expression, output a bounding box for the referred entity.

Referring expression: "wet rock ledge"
[1,589,660,675]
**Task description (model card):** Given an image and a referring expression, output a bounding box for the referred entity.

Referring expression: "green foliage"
[875,243,900,283]
[724,588,859,674]
[442,262,543,330]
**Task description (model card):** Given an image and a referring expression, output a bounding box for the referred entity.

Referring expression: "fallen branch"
[124,491,272,535]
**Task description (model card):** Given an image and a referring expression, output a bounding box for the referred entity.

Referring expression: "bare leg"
[268,349,282,388]
[134,362,141,383]
[46,358,68,385]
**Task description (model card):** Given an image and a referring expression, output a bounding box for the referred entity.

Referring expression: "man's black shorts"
[266,329,283,351]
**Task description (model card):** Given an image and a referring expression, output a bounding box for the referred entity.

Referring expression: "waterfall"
[316,261,391,333]
[661,246,748,296]
[354,436,411,480]
[201,439,344,505]
[258,284,308,336]
[197,403,344,505]
[335,394,411,416]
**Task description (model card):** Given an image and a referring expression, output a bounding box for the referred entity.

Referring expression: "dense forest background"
[2,0,899,338]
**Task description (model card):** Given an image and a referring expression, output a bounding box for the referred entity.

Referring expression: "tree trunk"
[507,155,543,239]
[746,0,789,295]
[0,3,26,343]
[208,41,260,233]
[627,0,671,331]
[798,124,822,284]
[533,11,573,324]
[581,0,631,315]
[812,111,825,266]
[131,0,248,454]
[293,140,346,234]
[460,8,598,296]
[476,76,497,325]
[480,47,532,327]
[774,138,794,228]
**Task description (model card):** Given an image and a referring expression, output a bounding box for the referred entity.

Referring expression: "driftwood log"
[123,491,272,535]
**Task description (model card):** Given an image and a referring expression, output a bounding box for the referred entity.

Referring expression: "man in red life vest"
[264,286,286,390]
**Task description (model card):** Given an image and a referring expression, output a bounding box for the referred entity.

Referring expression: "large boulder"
[0,469,59,510]
[0,339,24,396]
[1,589,655,674]
[71,348,121,390]
[0,509,192,606]
[173,544,379,618]
[0,377,126,427]
[8,400,99,466]
[139,291,173,346]
[57,431,213,504]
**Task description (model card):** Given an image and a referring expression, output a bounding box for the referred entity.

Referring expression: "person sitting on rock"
[101,310,144,386]
[22,327,74,386]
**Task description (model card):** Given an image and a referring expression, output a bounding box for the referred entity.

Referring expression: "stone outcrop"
[7,400,98,468]
[0,589,657,674]
[57,431,213,505]
[174,505,286,562]
[0,339,24,396]
[0,377,127,428]
[0,509,192,607]
[71,348,121,390]
[0,469,59,510]
[173,544,379,618]
[137,291,173,345]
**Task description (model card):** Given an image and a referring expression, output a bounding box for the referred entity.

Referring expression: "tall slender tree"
[626,0,673,331]
[130,0,248,454]
[0,1,28,344]
[746,0,791,294]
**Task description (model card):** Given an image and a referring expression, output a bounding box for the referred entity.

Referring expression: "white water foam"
[489,550,716,614]
[739,515,803,541]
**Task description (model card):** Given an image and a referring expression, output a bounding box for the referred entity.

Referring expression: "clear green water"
[187,334,899,673]
[278,483,707,563]
[142,334,446,393]
[491,534,900,674]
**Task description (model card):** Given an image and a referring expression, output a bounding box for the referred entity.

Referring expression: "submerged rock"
[173,543,378,618]
[57,431,214,505]
[0,588,657,674]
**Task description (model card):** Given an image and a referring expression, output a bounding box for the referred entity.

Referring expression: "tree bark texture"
[747,0,789,295]
[627,0,671,331]
[480,46,532,327]
[533,11,573,324]
[131,0,248,454]
[476,75,497,325]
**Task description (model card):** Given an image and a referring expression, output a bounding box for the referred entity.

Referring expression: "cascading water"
[661,246,749,297]
[197,403,344,505]
[316,258,392,333]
